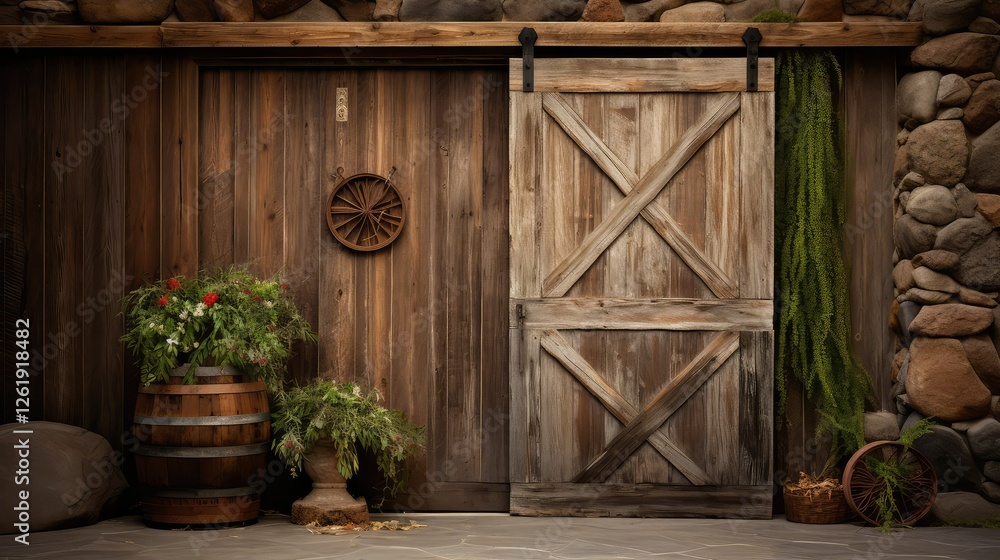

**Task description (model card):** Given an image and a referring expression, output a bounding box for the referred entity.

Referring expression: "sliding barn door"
[509,58,775,518]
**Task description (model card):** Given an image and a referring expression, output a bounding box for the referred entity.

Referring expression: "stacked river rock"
[891,0,1000,522]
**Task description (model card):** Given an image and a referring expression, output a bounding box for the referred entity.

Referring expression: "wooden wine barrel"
[132,365,270,527]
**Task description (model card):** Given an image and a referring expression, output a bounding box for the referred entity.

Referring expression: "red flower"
[202,292,219,307]
[157,296,168,307]
[285,441,294,448]
[166,278,181,291]
[281,283,289,289]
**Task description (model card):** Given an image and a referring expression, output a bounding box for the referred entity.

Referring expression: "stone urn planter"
[291,441,369,526]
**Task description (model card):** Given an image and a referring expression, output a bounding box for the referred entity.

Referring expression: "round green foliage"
[772,48,873,459]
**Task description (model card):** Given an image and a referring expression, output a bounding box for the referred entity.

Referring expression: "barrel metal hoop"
[143,486,259,499]
[134,412,271,426]
[135,442,269,458]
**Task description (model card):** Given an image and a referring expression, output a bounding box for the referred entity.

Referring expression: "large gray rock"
[934,214,992,254]
[906,336,993,420]
[930,492,1000,523]
[845,0,913,16]
[963,80,1000,135]
[321,0,374,20]
[864,411,901,442]
[899,301,923,344]
[269,0,343,20]
[895,215,938,258]
[967,418,1000,461]
[897,71,942,125]
[894,259,917,291]
[909,303,995,337]
[911,425,984,491]
[983,481,1000,503]
[954,184,978,218]
[956,233,1000,292]
[624,0,685,21]
[911,33,1000,75]
[0,422,127,533]
[912,249,961,272]
[912,266,961,293]
[78,0,173,22]
[969,16,1000,34]
[400,0,502,20]
[986,461,1000,482]
[906,184,959,225]
[906,120,969,187]
[659,1,726,21]
[937,73,972,107]
[502,0,587,20]
[962,334,1000,395]
[908,0,982,36]
[256,0,312,18]
[967,121,1000,194]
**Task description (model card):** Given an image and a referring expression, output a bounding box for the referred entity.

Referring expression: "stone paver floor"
[1,514,998,560]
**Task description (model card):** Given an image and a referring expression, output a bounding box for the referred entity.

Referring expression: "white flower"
[264,300,274,308]
[352,385,361,397]
[179,311,189,320]
[171,296,178,302]
[193,342,199,348]
[148,322,155,329]
[192,306,205,317]
[166,338,178,346]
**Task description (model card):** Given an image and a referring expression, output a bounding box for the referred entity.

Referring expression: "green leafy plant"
[754,9,873,462]
[865,418,935,533]
[121,267,316,388]
[271,378,426,495]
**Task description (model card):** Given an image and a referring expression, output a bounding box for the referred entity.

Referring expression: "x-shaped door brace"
[541,329,740,484]
[541,91,741,299]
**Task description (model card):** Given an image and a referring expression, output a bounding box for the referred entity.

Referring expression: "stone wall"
[9,0,878,25]
[889,0,1000,523]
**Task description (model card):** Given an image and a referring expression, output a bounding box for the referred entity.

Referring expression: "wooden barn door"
[509,58,775,518]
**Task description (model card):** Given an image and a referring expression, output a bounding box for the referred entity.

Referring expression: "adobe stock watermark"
[51,64,168,181]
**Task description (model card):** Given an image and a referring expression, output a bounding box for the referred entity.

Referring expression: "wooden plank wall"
[0,53,161,447]
[1,50,895,514]
[194,66,510,511]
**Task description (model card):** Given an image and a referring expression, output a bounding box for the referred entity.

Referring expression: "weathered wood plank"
[283,69,321,384]
[479,68,510,484]
[156,22,922,48]
[738,92,774,299]
[2,25,162,48]
[739,331,774,486]
[232,71,252,265]
[543,92,741,297]
[248,69,285,279]
[541,92,738,298]
[510,483,771,518]
[43,55,87,426]
[81,55,125,445]
[513,58,774,93]
[123,54,162,443]
[540,330,712,485]
[160,55,199,278]
[198,69,237,271]
[380,482,510,513]
[573,331,740,482]
[845,50,896,410]
[512,298,772,331]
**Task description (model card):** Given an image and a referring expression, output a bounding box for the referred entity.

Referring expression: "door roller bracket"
[519,27,538,93]
[741,27,762,92]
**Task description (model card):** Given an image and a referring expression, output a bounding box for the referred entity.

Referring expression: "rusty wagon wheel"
[326,171,405,251]
[842,440,937,528]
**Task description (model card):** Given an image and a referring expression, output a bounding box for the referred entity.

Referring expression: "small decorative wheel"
[326,169,405,251]
[843,441,937,528]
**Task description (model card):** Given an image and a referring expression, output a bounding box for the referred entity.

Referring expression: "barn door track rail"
[519,26,764,93]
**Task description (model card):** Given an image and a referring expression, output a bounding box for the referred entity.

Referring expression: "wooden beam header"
[1,21,922,50]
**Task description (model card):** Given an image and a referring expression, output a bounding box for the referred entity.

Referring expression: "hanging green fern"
[755,10,873,461]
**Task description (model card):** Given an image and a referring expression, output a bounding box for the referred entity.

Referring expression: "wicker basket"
[783,485,853,524]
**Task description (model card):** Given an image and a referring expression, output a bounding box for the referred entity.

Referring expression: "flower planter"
[290,441,369,526]
[132,365,270,527]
